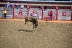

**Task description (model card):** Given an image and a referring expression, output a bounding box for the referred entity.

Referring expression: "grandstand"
[0,1,72,20]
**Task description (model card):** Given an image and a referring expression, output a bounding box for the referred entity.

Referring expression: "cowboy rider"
[32,12,37,20]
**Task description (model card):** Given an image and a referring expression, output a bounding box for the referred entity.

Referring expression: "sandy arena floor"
[0,19,72,48]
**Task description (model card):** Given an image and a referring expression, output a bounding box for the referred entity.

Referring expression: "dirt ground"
[0,19,72,48]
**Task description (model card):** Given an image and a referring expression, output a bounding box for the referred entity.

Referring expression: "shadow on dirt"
[18,29,33,33]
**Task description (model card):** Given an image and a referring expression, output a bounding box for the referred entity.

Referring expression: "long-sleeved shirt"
[3,10,7,14]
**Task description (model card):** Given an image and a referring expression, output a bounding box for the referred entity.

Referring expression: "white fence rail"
[0,2,72,7]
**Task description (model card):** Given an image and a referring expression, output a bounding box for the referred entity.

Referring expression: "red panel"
[18,10,23,15]
[44,16,50,20]
[44,16,55,20]
[62,12,66,16]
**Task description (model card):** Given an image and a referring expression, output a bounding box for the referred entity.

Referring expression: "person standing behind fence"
[49,11,52,21]
[2,9,7,19]
[20,4,24,9]
[6,2,10,10]
[10,3,14,10]
[15,4,19,9]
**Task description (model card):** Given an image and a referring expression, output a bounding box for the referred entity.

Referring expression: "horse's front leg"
[33,23,35,29]
[25,22,26,24]
[25,18,27,24]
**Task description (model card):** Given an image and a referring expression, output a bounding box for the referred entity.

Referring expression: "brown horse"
[25,17,38,29]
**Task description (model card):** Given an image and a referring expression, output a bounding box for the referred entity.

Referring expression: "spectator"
[49,11,52,21]
[20,4,24,9]
[10,3,14,10]
[38,6,41,10]
[2,9,7,19]
[44,5,47,11]
[5,3,7,9]
[15,4,19,9]
[7,2,10,10]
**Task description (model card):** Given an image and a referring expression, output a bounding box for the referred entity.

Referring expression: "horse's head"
[25,17,33,22]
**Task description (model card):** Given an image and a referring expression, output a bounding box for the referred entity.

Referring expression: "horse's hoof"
[33,27,34,29]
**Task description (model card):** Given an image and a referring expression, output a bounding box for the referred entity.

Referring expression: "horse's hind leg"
[25,23,26,24]
[25,21,26,24]
[25,18,27,24]
[25,20,26,24]
[36,21,38,26]
[33,24,35,29]
[35,24,37,28]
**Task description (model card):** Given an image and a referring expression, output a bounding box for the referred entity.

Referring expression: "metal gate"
[14,8,27,19]
[58,9,71,20]
[43,9,56,20]
[0,7,12,18]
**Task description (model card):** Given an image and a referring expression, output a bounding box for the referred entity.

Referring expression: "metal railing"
[0,2,72,7]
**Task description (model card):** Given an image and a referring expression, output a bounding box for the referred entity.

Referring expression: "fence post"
[42,6,44,20]
[12,8,14,19]
[56,6,58,20]
[71,6,72,20]
[27,5,30,17]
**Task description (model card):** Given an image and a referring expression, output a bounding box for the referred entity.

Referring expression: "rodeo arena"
[0,1,72,48]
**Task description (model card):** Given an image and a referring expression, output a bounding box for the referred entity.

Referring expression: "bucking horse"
[25,16,38,29]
